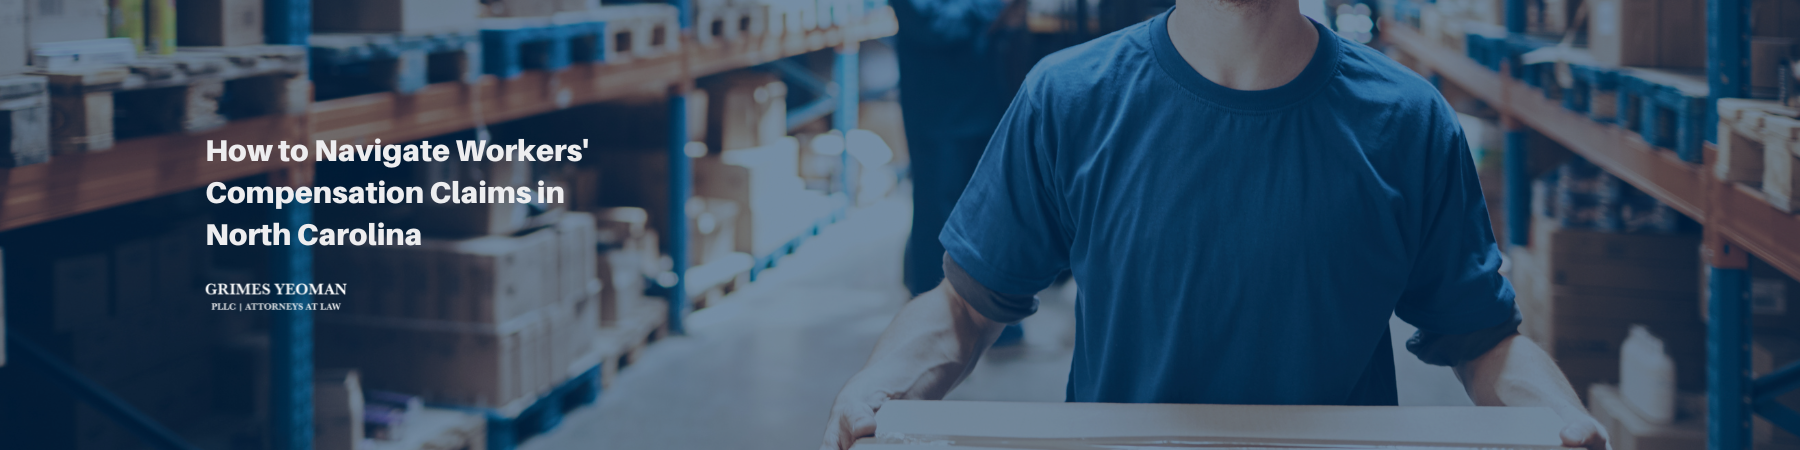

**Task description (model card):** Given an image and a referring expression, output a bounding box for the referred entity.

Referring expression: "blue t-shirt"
[939,10,1519,406]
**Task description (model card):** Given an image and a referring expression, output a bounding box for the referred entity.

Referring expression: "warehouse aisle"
[524,193,1472,450]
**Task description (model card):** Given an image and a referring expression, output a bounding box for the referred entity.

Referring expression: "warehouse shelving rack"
[0,1,897,449]
[1379,0,1798,444]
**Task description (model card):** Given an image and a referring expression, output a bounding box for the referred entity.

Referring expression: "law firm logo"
[205,283,349,296]
[207,283,348,311]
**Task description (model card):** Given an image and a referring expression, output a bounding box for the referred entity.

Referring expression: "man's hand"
[817,281,1009,450]
[819,386,888,450]
[1559,415,1609,450]
[1455,334,1610,450]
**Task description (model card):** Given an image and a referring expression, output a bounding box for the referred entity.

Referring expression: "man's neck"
[1166,0,1321,91]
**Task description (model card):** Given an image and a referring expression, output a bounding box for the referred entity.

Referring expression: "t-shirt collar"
[1148,7,1341,112]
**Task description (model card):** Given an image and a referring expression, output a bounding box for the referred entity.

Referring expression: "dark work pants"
[903,133,990,297]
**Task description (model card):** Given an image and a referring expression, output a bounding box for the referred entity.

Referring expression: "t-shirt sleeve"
[1393,112,1520,338]
[938,87,1070,317]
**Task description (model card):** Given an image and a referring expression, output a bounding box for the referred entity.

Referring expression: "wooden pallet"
[595,295,670,389]
[0,75,50,167]
[1617,68,1709,162]
[34,45,307,154]
[480,19,607,80]
[1716,98,1800,213]
[696,2,771,47]
[310,30,482,99]
[589,4,682,62]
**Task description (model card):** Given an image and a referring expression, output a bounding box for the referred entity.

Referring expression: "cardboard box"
[702,71,788,154]
[177,0,263,46]
[1753,0,1800,39]
[698,143,834,257]
[1753,37,1800,92]
[315,369,366,450]
[480,0,560,17]
[318,225,559,324]
[410,159,536,238]
[0,75,50,167]
[552,211,599,304]
[312,0,480,33]
[547,295,600,376]
[857,401,1568,449]
[1588,0,1706,68]
[685,197,739,266]
[26,0,108,46]
[1656,0,1707,68]
[316,309,555,408]
[1508,217,1706,394]
[1,0,28,76]
[594,207,655,326]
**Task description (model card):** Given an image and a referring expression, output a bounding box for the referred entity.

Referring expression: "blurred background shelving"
[2,0,1798,449]
[1370,0,1800,445]
[0,0,898,449]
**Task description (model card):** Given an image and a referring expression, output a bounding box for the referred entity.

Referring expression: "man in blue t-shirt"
[819,0,1609,449]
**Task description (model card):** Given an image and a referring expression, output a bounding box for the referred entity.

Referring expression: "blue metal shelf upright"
[266,0,315,448]
[1701,0,1800,446]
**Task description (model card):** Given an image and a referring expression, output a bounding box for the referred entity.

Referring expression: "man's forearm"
[847,281,1009,402]
[1454,334,1589,420]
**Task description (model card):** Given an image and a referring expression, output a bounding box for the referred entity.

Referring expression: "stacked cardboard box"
[313,0,481,33]
[595,207,659,326]
[686,196,740,266]
[1509,179,1704,396]
[1751,37,1798,94]
[25,0,108,48]
[176,0,264,46]
[316,369,367,450]
[316,212,602,409]
[1754,0,1800,40]
[1,0,27,76]
[408,160,541,238]
[1587,0,1707,68]
[701,71,787,155]
[480,0,603,17]
[709,143,834,257]
[593,148,806,265]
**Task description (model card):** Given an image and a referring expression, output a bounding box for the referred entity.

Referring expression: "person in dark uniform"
[892,0,1030,344]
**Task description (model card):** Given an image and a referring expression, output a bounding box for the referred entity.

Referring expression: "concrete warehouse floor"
[521,190,1473,450]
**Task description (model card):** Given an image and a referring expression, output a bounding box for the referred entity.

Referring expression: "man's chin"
[1215,0,1277,12]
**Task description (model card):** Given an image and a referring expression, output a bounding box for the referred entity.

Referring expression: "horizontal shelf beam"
[0,114,308,232]
[313,13,897,146]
